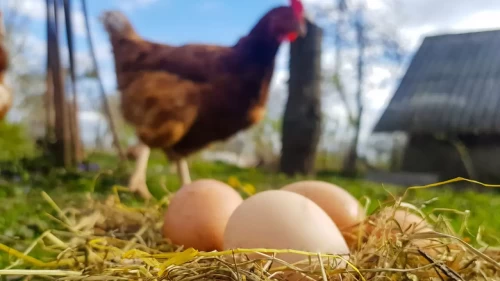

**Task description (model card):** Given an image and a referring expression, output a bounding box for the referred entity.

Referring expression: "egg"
[366,208,434,244]
[281,180,365,230]
[374,208,432,235]
[223,190,349,272]
[343,207,436,250]
[163,179,243,251]
[388,209,442,255]
[390,209,432,232]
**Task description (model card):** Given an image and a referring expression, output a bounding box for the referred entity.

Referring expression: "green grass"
[89,152,500,245]
[0,146,500,267]
[0,122,35,161]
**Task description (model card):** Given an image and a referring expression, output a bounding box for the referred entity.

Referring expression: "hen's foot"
[128,176,152,200]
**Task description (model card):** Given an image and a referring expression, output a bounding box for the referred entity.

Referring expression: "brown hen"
[0,11,12,121]
[101,0,307,199]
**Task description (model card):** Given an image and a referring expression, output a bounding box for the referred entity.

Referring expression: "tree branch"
[81,0,126,161]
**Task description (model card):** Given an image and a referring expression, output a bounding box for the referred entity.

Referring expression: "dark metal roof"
[373,29,500,134]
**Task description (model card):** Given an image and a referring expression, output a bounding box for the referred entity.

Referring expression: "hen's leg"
[176,158,191,186]
[128,143,153,199]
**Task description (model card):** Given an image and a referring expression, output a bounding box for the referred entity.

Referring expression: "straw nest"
[0,179,499,281]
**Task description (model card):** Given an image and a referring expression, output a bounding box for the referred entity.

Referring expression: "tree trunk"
[280,19,323,176]
[47,0,72,167]
[67,101,85,160]
[342,120,361,177]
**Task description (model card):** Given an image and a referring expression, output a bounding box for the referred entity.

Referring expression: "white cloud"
[271,69,288,89]
[80,111,105,122]
[275,44,290,70]
[396,0,500,29]
[6,33,46,73]
[79,110,112,147]
[69,9,88,37]
[396,1,500,49]
[5,0,45,20]
[5,0,89,37]
[453,10,500,31]
[100,67,118,93]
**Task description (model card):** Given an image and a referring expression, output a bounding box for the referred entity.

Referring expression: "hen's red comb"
[290,0,304,18]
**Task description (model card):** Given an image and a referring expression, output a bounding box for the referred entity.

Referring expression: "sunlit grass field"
[1,121,499,267]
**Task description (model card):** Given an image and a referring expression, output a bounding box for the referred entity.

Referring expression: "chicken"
[0,11,12,121]
[101,0,307,199]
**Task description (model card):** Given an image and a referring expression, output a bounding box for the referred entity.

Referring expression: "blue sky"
[89,0,289,44]
[95,0,288,45]
[10,0,293,92]
[27,0,291,45]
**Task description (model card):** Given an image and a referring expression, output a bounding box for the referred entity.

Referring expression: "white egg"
[223,190,349,276]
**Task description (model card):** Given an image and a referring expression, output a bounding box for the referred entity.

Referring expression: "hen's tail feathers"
[0,11,10,120]
[100,11,138,39]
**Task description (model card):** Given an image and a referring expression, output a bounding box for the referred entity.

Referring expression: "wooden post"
[280,19,323,176]
[44,2,54,141]
[63,0,84,164]
[47,0,72,167]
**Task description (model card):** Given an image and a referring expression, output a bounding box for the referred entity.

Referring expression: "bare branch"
[331,0,356,125]
[81,0,126,161]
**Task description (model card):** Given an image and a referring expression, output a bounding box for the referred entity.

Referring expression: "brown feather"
[101,6,303,160]
[0,39,12,120]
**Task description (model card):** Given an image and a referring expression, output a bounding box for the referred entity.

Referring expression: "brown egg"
[281,181,365,230]
[223,190,349,280]
[163,179,243,251]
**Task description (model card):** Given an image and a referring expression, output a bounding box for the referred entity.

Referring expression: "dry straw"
[0,177,499,280]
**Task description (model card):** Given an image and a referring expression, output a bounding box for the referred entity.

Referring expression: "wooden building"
[373,29,500,183]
